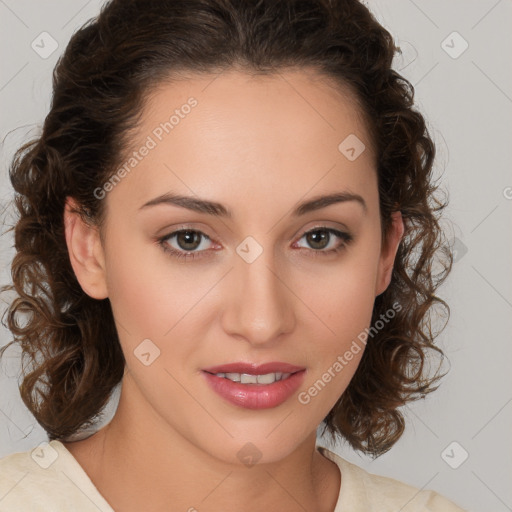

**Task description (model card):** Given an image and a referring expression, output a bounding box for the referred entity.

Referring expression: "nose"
[221,249,296,347]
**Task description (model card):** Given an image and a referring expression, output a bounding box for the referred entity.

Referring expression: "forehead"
[110,68,377,216]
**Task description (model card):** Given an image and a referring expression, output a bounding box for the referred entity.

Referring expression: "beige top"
[0,440,466,511]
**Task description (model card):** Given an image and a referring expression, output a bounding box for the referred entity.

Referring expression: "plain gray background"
[0,1,511,511]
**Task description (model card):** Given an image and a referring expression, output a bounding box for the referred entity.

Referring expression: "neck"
[64,372,341,512]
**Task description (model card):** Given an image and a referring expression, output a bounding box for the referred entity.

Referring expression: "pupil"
[177,231,200,250]
[308,230,328,249]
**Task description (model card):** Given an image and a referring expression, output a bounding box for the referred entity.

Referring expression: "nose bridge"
[222,242,295,344]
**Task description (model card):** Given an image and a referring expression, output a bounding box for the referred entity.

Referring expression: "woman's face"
[68,68,403,465]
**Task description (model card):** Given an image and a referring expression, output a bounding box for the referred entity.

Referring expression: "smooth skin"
[63,68,404,512]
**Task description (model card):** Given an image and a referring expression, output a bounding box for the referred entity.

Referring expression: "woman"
[0,0,464,510]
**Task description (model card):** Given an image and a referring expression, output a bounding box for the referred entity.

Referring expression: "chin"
[193,423,316,467]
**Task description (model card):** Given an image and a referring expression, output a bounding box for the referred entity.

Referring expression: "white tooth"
[219,372,291,384]
[240,373,258,384]
[257,373,276,384]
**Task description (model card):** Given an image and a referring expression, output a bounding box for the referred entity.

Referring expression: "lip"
[202,361,305,375]
[201,363,306,410]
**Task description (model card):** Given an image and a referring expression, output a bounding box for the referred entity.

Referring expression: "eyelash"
[157,226,353,262]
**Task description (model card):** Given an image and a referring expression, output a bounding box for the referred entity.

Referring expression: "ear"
[63,197,108,299]
[375,210,404,297]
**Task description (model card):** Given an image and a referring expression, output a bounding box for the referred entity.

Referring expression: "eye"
[293,227,353,255]
[158,229,214,261]
[157,226,353,262]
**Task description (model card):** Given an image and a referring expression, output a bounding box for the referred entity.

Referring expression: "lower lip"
[202,370,306,410]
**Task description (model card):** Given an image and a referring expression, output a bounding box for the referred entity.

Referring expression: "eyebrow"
[139,191,367,217]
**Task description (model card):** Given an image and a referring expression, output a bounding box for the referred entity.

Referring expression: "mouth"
[202,361,305,375]
[201,362,306,409]
[203,371,297,385]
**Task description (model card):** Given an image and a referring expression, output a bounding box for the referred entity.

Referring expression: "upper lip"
[202,362,306,375]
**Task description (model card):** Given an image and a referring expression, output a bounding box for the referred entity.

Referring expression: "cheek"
[101,226,184,341]
[301,270,374,370]
[102,229,218,377]
[294,241,380,402]
[302,247,380,336]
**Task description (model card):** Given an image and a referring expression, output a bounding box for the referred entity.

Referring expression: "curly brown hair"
[0,0,452,457]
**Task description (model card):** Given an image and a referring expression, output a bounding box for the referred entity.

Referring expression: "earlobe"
[63,197,108,300]
[375,210,404,297]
